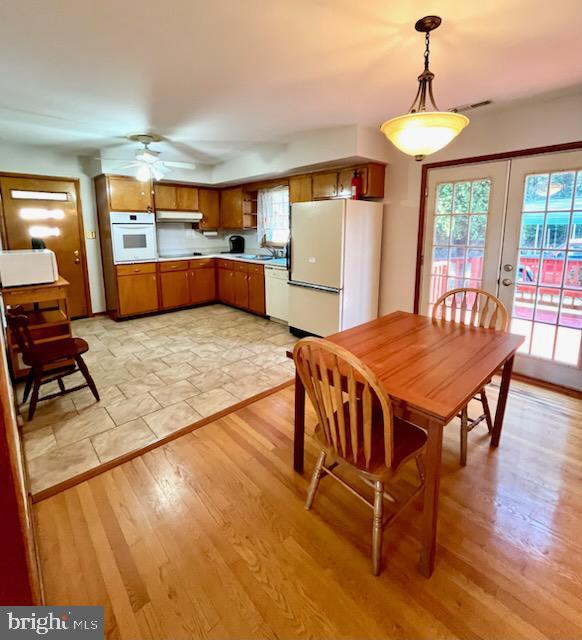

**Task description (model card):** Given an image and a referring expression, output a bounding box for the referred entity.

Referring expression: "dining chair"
[6,310,99,421]
[293,337,427,576]
[431,287,509,466]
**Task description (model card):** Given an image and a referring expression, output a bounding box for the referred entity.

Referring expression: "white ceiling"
[0,0,580,164]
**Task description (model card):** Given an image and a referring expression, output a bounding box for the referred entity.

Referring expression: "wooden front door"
[0,175,90,317]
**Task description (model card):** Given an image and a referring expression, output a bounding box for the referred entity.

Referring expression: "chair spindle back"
[293,337,394,470]
[432,288,508,331]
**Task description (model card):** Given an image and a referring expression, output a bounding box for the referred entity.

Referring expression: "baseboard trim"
[511,372,581,399]
[32,379,294,503]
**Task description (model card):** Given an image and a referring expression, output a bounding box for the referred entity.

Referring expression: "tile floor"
[20,304,297,494]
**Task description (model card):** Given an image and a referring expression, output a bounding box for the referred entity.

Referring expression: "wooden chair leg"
[372,480,384,576]
[27,372,42,421]
[305,450,326,510]
[480,389,493,434]
[22,371,34,404]
[75,355,100,402]
[460,406,468,467]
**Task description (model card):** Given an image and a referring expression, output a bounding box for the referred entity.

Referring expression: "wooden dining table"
[288,311,524,577]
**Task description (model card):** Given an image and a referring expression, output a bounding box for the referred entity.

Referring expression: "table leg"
[490,354,515,448]
[419,420,444,578]
[293,369,306,473]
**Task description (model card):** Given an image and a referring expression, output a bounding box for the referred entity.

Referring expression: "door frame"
[0,171,93,317]
[414,141,582,313]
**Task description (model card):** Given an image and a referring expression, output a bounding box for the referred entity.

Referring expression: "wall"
[379,89,582,314]
[156,225,259,257]
[0,144,106,312]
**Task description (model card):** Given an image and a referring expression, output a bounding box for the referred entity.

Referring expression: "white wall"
[0,144,106,312]
[379,89,582,314]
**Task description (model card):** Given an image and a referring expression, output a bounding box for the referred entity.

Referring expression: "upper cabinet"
[312,172,338,199]
[312,163,385,200]
[154,183,199,211]
[220,186,244,229]
[289,175,312,203]
[198,189,220,229]
[108,176,154,212]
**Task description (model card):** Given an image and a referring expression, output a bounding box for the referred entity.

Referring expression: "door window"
[510,170,582,365]
[428,179,491,313]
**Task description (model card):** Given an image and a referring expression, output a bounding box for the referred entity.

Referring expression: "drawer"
[247,263,264,274]
[159,260,189,272]
[189,258,215,269]
[117,262,157,276]
[235,262,248,272]
[218,259,235,270]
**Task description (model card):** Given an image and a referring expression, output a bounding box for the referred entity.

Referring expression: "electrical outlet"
[86,231,96,239]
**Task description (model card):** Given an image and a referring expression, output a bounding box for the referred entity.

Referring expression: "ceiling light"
[380,16,469,161]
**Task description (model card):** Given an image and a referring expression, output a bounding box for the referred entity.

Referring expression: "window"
[11,190,68,201]
[428,179,491,313]
[257,186,290,247]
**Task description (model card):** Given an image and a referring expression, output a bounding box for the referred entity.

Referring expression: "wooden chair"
[431,288,509,466]
[6,311,99,421]
[293,337,427,576]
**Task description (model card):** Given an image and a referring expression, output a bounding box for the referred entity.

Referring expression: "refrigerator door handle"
[288,280,342,294]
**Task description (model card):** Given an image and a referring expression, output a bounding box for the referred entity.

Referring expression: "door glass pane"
[511,169,582,366]
[10,189,68,201]
[427,179,491,310]
[523,174,549,211]
[548,171,575,210]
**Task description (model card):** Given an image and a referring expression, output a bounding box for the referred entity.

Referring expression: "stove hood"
[156,211,203,223]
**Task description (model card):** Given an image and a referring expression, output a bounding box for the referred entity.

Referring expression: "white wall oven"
[110,212,157,263]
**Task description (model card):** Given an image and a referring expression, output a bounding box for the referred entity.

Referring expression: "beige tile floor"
[20,304,297,494]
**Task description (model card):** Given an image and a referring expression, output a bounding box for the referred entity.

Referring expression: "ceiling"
[0,0,580,165]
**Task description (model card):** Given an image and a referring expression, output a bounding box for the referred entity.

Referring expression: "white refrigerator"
[288,199,383,337]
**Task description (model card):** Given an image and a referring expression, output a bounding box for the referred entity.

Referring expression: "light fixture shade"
[380,111,469,160]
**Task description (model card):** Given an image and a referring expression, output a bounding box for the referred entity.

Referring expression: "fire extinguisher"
[351,170,362,199]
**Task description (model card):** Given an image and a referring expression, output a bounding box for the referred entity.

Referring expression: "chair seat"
[315,401,427,480]
[22,337,89,367]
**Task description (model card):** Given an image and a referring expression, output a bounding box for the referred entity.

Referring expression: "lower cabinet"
[248,269,266,315]
[115,258,265,318]
[189,262,216,304]
[116,263,159,317]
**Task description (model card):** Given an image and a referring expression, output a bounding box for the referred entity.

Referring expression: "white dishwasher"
[265,265,289,323]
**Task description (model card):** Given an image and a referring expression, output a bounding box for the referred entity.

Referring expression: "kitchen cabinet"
[154,184,199,211]
[312,172,338,199]
[218,263,236,304]
[198,189,220,229]
[108,176,153,212]
[159,261,190,309]
[338,168,355,198]
[220,187,244,229]
[289,175,312,203]
[177,186,199,210]
[189,259,216,304]
[153,184,177,210]
[248,267,266,315]
[234,270,249,308]
[116,263,159,317]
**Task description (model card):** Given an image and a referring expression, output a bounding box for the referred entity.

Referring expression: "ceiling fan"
[116,133,198,181]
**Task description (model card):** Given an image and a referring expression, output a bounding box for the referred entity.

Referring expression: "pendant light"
[380,16,469,161]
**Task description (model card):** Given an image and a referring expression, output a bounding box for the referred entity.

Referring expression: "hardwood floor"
[35,380,582,639]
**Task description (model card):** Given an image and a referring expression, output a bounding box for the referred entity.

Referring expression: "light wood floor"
[35,380,582,639]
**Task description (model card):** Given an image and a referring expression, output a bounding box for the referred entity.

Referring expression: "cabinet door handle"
[134,268,140,273]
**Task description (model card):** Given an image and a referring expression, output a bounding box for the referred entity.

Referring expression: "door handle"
[502,278,514,286]
[73,250,80,264]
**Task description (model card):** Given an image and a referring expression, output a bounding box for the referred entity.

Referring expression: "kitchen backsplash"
[156,224,261,256]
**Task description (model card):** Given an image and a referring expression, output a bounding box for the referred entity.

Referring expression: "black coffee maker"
[229,235,245,253]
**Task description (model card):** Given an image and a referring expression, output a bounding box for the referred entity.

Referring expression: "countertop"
[134,254,288,269]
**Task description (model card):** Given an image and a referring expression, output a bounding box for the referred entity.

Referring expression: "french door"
[420,152,582,390]
[498,151,582,389]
